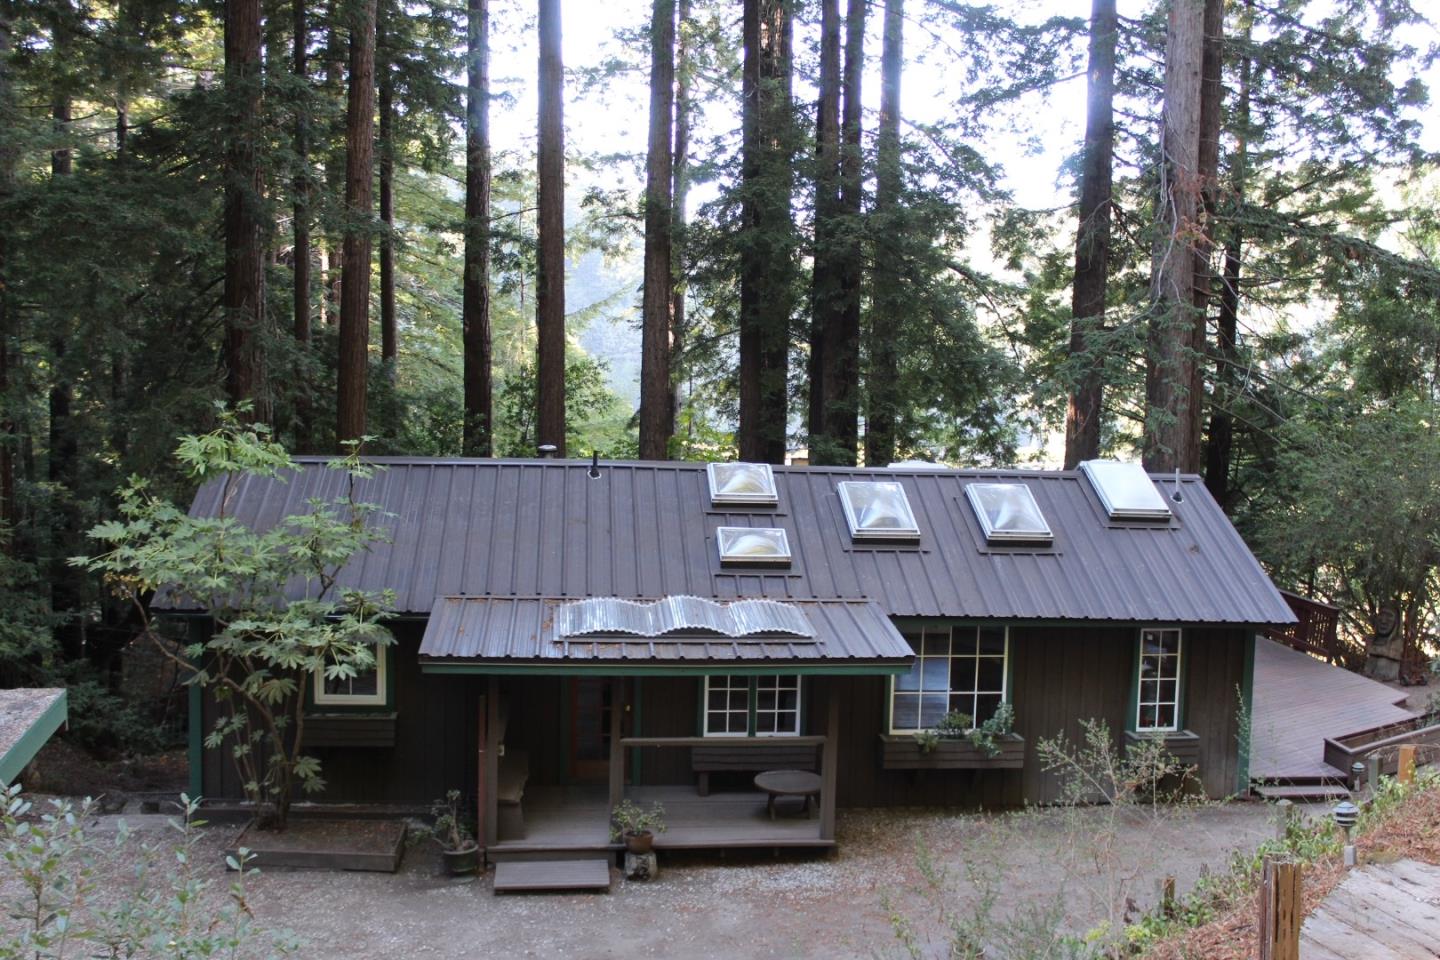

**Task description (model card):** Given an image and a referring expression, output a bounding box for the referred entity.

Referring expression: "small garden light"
[1333,799,1360,868]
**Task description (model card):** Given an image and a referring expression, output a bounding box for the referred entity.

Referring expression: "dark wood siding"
[198,624,1250,808]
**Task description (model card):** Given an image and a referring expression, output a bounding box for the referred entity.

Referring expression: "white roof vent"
[706,462,779,506]
[837,481,921,541]
[1080,460,1173,520]
[716,527,792,565]
[965,483,1053,544]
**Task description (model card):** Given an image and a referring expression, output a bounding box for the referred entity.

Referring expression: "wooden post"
[1398,744,1416,784]
[608,677,626,811]
[1257,856,1301,960]
[483,676,499,849]
[820,682,839,842]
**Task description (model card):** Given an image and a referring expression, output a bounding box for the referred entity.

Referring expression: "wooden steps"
[1253,781,1351,802]
[493,858,612,893]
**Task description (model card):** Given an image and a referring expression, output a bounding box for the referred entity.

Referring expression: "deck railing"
[1266,590,1350,667]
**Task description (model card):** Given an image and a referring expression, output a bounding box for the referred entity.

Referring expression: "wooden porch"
[487,784,832,859]
[476,676,841,859]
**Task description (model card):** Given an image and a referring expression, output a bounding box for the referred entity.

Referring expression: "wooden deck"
[1250,638,1414,784]
[1301,860,1440,958]
[488,784,830,858]
[493,858,612,893]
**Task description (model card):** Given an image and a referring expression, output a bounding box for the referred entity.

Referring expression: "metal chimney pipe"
[537,444,558,459]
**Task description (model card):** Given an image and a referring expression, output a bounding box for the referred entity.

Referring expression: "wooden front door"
[569,678,615,783]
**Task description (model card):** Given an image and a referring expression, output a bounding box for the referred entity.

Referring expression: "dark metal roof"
[174,457,1296,626]
[419,597,913,669]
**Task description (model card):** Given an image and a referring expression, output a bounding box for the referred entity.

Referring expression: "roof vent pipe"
[588,450,601,479]
[1171,467,1184,503]
[537,444,558,460]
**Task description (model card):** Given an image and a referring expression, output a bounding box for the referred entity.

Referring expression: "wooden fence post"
[1258,856,1301,960]
[1398,744,1416,785]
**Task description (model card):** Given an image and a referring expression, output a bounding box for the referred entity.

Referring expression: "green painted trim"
[1237,632,1257,792]
[695,677,706,735]
[890,616,1279,631]
[746,677,758,738]
[1178,631,1192,730]
[420,662,908,677]
[1126,630,1140,735]
[0,690,68,786]
[188,682,202,799]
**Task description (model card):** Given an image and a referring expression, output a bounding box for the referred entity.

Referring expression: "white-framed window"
[702,674,801,736]
[313,645,387,708]
[890,625,1008,733]
[1136,628,1182,732]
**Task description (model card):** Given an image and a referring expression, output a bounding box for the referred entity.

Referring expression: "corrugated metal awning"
[418,597,913,675]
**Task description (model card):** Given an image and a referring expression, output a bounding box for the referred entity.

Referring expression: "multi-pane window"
[313,645,386,707]
[1136,629,1182,731]
[890,625,1008,733]
[754,675,801,736]
[703,675,800,736]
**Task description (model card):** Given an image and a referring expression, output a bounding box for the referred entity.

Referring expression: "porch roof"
[417,596,912,675]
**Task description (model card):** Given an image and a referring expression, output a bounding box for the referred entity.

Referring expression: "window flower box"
[1123,729,1200,767]
[879,732,1025,770]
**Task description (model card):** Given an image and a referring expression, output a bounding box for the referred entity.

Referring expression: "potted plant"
[610,799,666,854]
[430,790,479,875]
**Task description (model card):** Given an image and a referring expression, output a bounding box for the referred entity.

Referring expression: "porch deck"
[489,784,830,856]
[1250,637,1415,784]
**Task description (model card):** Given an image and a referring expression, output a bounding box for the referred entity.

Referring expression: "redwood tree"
[864,0,901,468]
[337,0,377,444]
[223,0,266,422]
[292,0,312,449]
[1142,0,1203,473]
[668,0,691,435]
[535,0,565,455]
[639,0,676,461]
[737,0,793,465]
[805,0,841,461]
[1062,0,1116,469]
[462,0,492,456]
[377,12,396,376]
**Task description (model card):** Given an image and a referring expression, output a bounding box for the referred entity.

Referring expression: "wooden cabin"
[174,457,1295,859]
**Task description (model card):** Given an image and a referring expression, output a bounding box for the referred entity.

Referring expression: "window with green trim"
[702,675,800,736]
[313,644,388,708]
[890,625,1008,733]
[1136,629,1182,731]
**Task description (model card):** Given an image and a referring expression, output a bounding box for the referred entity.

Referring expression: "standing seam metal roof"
[174,457,1296,626]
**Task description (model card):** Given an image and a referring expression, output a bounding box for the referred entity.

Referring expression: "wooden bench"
[496,748,529,839]
[691,742,818,796]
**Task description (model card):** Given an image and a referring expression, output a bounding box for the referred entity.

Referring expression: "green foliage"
[428,789,474,852]
[609,798,666,840]
[73,411,394,829]
[918,702,1016,758]
[0,784,298,958]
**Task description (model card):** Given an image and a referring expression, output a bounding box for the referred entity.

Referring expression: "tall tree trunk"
[0,0,16,542]
[1186,0,1223,473]
[535,0,566,454]
[1205,0,1252,506]
[864,0,901,468]
[224,0,268,422]
[336,0,376,445]
[639,0,676,461]
[321,2,344,328]
[462,0,492,456]
[806,0,841,460]
[737,0,793,465]
[830,0,864,464]
[668,0,691,440]
[1063,0,1117,470]
[293,0,313,450]
[378,17,396,375]
[1142,0,1204,474]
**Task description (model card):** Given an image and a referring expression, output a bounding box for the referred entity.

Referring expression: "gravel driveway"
[109,801,1280,959]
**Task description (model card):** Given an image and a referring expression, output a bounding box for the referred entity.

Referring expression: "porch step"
[493,858,612,893]
[1254,782,1352,802]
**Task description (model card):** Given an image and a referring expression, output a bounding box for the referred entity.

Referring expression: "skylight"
[837,481,921,541]
[1080,460,1173,520]
[965,483,1053,544]
[707,462,779,506]
[555,596,815,639]
[715,527,792,565]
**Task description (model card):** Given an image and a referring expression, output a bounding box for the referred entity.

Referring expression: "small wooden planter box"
[304,713,397,748]
[879,733,1025,770]
[1124,729,1201,767]
[1323,716,1440,776]
[229,818,407,873]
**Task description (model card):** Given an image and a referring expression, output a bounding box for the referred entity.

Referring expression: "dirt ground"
[58,800,1281,959]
